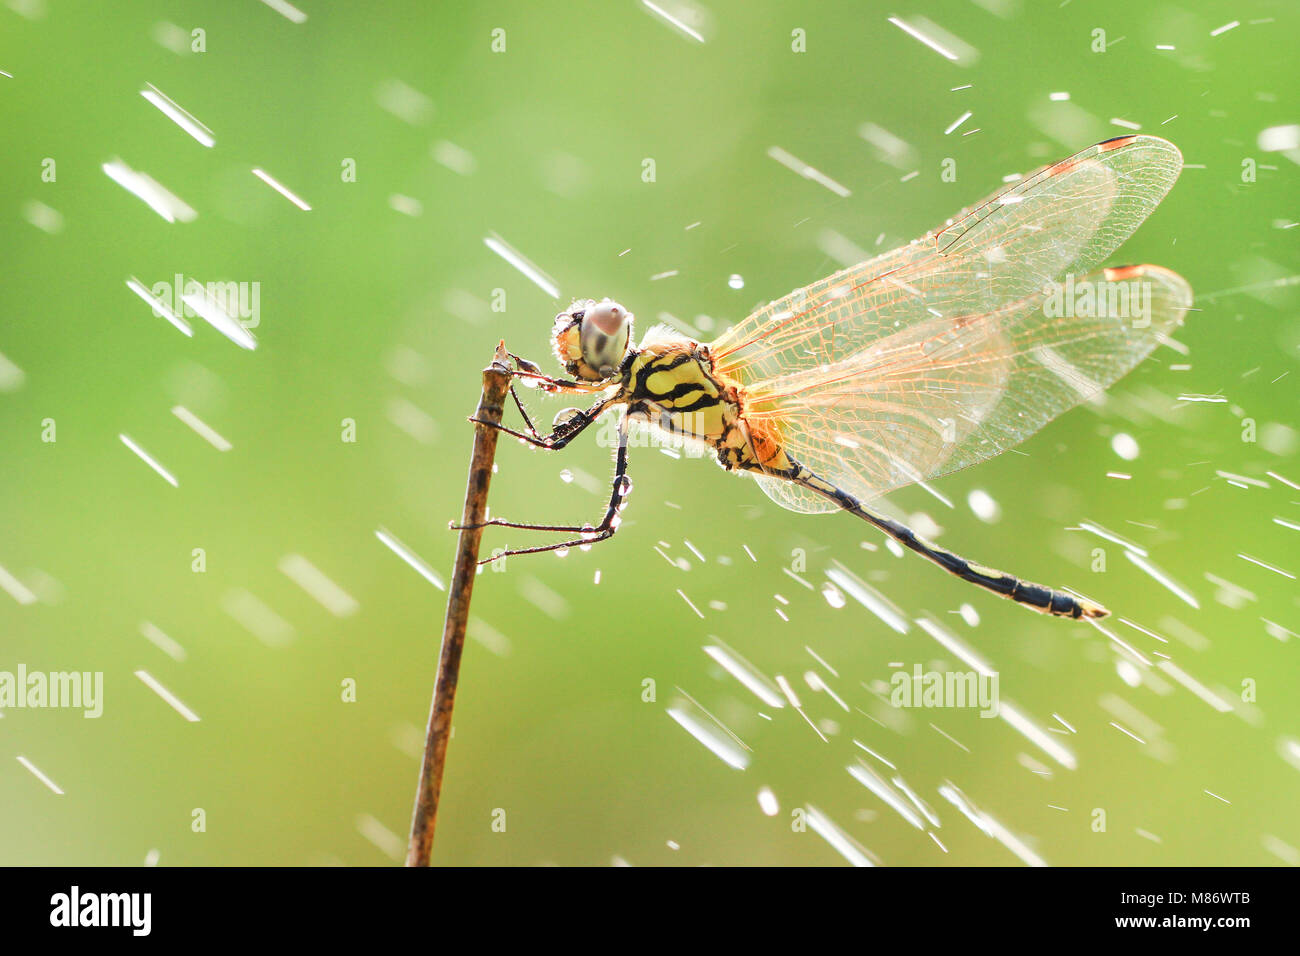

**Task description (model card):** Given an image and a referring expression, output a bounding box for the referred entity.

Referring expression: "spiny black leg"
[471,418,632,562]
[457,517,607,533]
[468,417,554,448]
[502,352,571,437]
[508,383,543,440]
[458,420,629,534]
[469,394,616,451]
[507,364,589,394]
[506,379,598,444]
[480,529,615,561]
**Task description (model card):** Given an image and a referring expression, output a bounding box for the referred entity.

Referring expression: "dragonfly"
[460,134,1192,620]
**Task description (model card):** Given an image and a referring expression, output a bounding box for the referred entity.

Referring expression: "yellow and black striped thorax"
[619,342,792,474]
[620,342,731,440]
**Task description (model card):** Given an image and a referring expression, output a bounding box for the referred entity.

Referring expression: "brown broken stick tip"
[405,343,511,867]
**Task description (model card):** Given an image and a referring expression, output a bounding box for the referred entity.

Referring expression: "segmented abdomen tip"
[1081,601,1110,620]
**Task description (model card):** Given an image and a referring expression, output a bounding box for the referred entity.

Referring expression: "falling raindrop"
[821,582,847,608]
[967,489,1001,522]
[1112,432,1140,460]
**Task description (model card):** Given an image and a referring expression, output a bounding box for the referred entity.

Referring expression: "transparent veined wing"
[748,264,1191,513]
[710,136,1182,382]
[702,136,1190,511]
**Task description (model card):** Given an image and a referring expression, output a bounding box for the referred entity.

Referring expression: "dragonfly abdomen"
[790,463,1107,620]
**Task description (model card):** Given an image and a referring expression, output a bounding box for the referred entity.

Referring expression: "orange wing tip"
[1050,134,1164,178]
[1103,264,1148,281]
[1101,263,1191,289]
[1097,134,1140,152]
[1102,264,1185,282]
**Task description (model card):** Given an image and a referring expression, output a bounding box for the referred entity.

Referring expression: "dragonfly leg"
[502,352,579,438]
[505,360,598,397]
[470,393,619,451]
[507,383,544,440]
[784,460,1107,620]
[458,417,632,563]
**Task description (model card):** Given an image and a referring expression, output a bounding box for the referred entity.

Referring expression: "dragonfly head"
[551,298,633,383]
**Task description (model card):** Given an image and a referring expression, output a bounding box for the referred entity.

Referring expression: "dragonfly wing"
[746,264,1192,509]
[706,135,1187,510]
[928,264,1191,476]
[710,136,1184,386]
[752,471,838,513]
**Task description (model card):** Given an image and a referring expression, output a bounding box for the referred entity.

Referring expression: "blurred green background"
[1,0,1297,866]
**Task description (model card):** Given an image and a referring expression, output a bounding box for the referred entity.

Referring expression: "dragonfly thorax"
[552,298,634,383]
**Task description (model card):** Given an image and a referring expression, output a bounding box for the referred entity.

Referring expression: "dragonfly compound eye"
[578,299,633,379]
